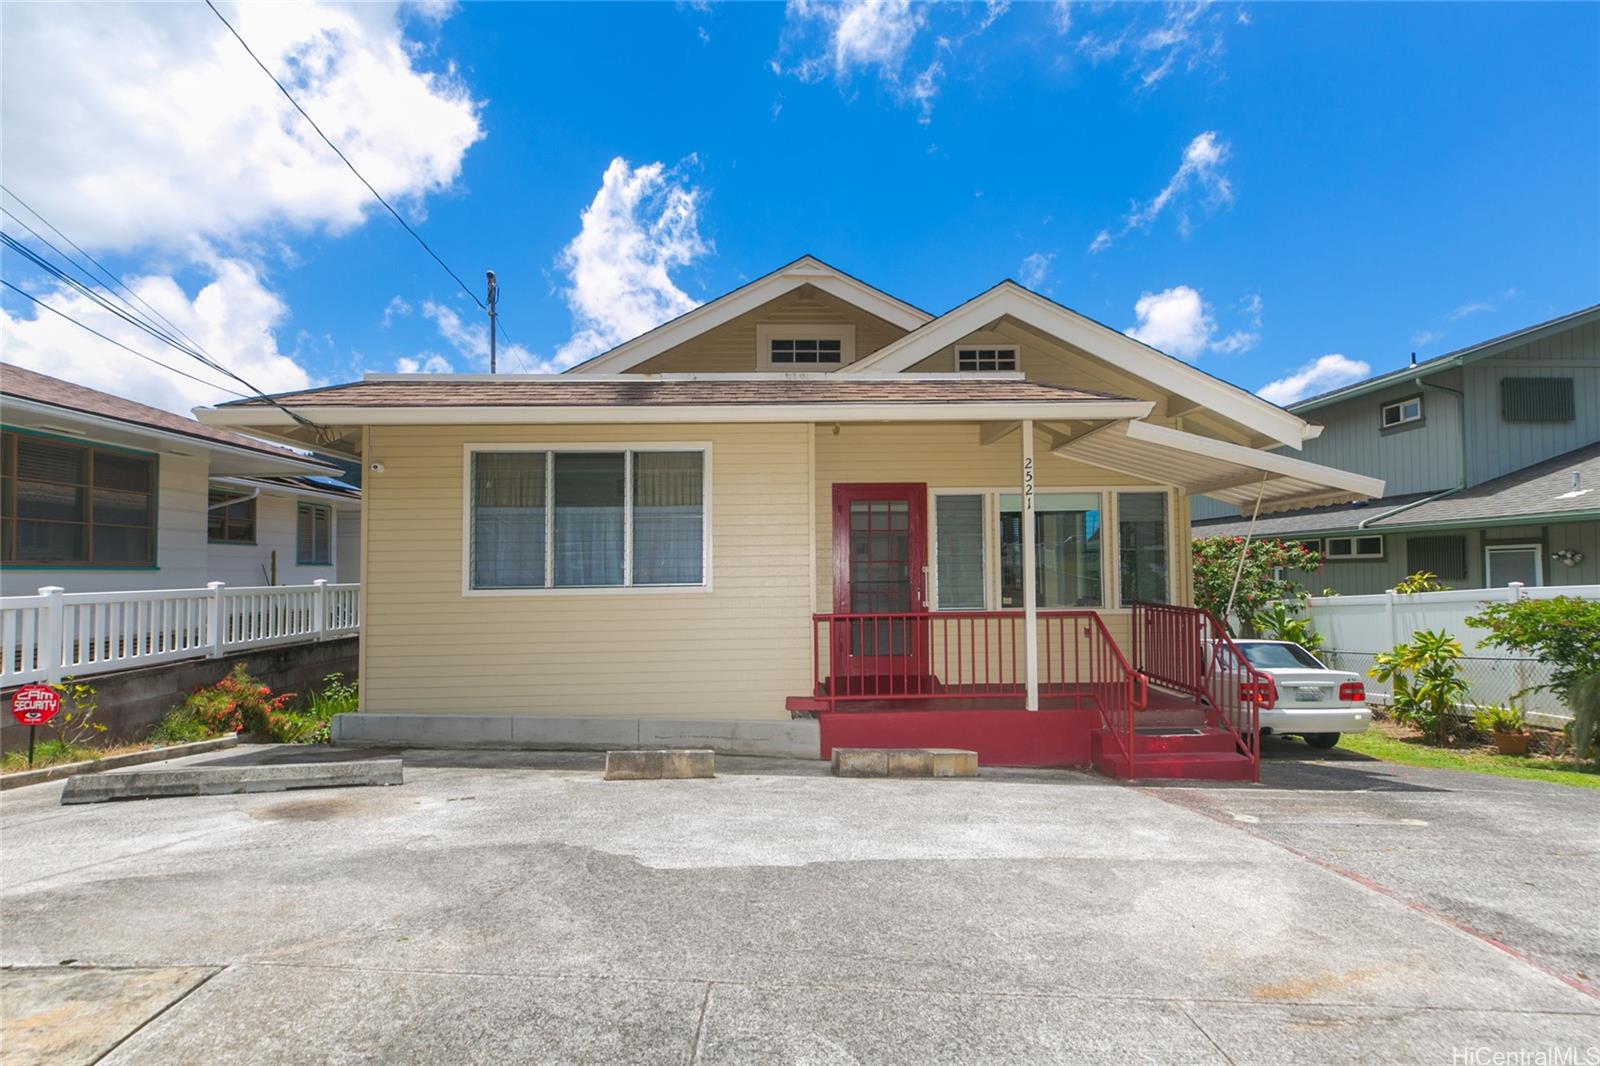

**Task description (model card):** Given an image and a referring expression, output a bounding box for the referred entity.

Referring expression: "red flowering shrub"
[157,664,304,741]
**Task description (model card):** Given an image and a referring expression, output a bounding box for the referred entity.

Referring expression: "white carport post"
[1021,419,1039,711]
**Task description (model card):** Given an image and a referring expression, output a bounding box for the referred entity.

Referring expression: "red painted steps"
[1091,725,1256,781]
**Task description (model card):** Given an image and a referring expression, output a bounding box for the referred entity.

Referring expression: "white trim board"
[840,281,1316,450]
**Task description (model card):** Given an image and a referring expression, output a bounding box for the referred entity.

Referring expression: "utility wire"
[1,279,251,398]
[1,185,219,369]
[0,206,321,429]
[204,0,520,352]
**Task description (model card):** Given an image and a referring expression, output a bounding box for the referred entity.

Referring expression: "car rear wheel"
[1303,733,1340,750]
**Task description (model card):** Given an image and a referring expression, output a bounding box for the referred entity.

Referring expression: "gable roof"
[0,362,336,473]
[564,256,932,375]
[1289,303,1600,413]
[841,281,1316,450]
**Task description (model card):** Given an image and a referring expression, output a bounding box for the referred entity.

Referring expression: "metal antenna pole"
[486,270,499,373]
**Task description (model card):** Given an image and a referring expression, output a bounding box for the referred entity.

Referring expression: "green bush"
[1394,571,1449,593]
[1192,536,1322,636]
[1466,596,1600,703]
[1253,601,1326,657]
[153,664,303,742]
[1471,703,1526,735]
[1370,629,1471,745]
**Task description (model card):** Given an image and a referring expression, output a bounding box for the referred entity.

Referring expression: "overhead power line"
[204,0,522,357]
[1,279,251,398]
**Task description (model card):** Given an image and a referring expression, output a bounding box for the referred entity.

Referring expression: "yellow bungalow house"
[199,257,1382,780]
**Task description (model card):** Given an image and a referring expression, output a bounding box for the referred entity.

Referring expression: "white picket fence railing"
[1,581,360,687]
[1301,582,1599,721]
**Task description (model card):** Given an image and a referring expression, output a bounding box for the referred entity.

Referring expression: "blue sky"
[2,1,1596,412]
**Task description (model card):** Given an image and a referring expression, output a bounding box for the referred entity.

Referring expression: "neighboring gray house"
[1194,306,1600,594]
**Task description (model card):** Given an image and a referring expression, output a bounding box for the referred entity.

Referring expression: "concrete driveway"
[1,741,1596,1064]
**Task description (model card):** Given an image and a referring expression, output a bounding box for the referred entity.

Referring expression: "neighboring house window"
[999,492,1103,608]
[1324,534,1383,561]
[0,430,156,567]
[933,494,986,609]
[208,490,257,544]
[756,324,855,368]
[1406,535,1467,581]
[1500,377,1575,423]
[469,448,708,591]
[1116,492,1169,606]
[1485,543,1542,587]
[956,346,1019,372]
[297,503,333,565]
[1380,396,1423,429]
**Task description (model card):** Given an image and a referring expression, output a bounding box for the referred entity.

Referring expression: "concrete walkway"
[1,743,1595,1063]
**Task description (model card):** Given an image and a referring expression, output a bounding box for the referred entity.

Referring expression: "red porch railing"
[807,610,1145,766]
[1130,602,1269,779]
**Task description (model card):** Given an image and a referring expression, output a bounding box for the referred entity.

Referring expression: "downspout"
[207,487,260,510]
[1357,374,1467,530]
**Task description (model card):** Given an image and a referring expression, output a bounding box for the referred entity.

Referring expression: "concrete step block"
[832,748,978,778]
[603,749,715,781]
[60,759,403,805]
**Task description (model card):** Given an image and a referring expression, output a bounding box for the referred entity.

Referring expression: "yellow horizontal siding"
[362,423,812,717]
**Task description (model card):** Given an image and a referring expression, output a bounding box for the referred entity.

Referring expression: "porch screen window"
[471,453,546,588]
[296,503,332,565]
[470,449,707,591]
[208,490,257,544]
[998,492,1102,608]
[934,494,985,609]
[1,431,155,566]
[631,452,704,586]
[1117,492,1169,606]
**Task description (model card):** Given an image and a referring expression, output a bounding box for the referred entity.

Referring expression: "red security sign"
[10,685,60,727]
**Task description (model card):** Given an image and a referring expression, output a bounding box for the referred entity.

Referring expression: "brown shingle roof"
[221,377,1130,408]
[0,362,333,467]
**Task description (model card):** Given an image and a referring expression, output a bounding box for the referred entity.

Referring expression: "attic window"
[756,324,856,369]
[1380,396,1422,429]
[956,346,1018,372]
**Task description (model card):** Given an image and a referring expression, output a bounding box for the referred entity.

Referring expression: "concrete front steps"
[1090,724,1256,781]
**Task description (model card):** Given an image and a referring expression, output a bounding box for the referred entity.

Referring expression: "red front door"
[831,483,929,691]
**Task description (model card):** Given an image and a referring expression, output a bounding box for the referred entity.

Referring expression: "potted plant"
[1473,703,1531,756]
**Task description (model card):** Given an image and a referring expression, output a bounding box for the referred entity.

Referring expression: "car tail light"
[1241,680,1277,705]
[1339,682,1366,702]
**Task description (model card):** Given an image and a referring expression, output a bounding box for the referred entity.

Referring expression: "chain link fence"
[1321,649,1571,724]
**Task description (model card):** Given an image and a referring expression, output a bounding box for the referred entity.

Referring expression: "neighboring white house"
[0,363,360,597]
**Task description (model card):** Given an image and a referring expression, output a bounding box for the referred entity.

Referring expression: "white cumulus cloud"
[395,353,454,374]
[1018,252,1054,290]
[422,298,539,372]
[553,157,710,370]
[1124,284,1258,360]
[1257,354,1372,406]
[1,2,484,252]
[1090,131,1233,252]
[1,258,313,414]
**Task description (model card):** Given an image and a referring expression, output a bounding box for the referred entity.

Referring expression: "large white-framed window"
[928,487,1174,611]
[1484,543,1542,588]
[1380,395,1423,429]
[955,345,1019,372]
[1324,534,1383,561]
[463,443,711,595]
[756,323,856,369]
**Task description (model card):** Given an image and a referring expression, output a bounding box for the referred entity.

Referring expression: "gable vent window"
[769,338,842,365]
[1381,396,1423,429]
[956,347,1018,372]
[1501,377,1575,423]
[1406,534,1467,581]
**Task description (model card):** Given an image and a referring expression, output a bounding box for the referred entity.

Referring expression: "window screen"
[297,503,332,565]
[934,494,985,609]
[1501,377,1575,423]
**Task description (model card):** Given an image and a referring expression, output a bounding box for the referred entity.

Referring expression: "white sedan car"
[1232,640,1372,750]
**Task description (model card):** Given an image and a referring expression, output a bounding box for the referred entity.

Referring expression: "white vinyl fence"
[1302,583,1599,722]
[1,581,360,687]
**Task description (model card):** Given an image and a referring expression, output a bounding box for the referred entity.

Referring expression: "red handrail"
[809,610,1144,770]
[1130,602,1265,781]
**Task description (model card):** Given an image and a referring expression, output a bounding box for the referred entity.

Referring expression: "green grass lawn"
[1337,728,1600,789]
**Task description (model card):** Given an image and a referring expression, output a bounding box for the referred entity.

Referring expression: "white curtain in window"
[472,453,545,588]
[553,453,625,587]
[632,452,704,585]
